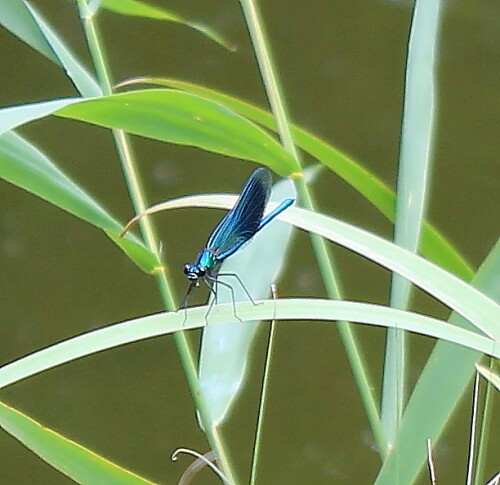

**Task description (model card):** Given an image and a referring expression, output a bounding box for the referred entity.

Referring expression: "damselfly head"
[183,264,206,281]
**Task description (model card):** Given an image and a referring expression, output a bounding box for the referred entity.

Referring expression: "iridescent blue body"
[182,167,294,312]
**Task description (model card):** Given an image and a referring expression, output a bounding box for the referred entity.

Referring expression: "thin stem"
[250,286,278,485]
[236,2,300,164]
[76,2,238,482]
[238,0,386,456]
[466,372,480,485]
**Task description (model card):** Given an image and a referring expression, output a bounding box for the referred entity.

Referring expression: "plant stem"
[238,0,386,459]
[76,2,239,482]
[250,308,276,485]
[473,359,496,485]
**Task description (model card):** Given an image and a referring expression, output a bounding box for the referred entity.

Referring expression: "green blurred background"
[0,0,498,483]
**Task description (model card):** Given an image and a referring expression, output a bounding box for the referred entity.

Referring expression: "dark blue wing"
[206,167,272,261]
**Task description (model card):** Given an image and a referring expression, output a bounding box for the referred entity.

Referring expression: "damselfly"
[182,167,294,319]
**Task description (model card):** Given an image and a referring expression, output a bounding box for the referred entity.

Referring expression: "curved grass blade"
[1,299,497,392]
[198,175,296,425]
[124,195,499,337]
[375,238,500,485]
[55,89,297,175]
[100,0,235,51]
[117,77,473,281]
[0,131,159,273]
[0,400,156,485]
[0,91,297,176]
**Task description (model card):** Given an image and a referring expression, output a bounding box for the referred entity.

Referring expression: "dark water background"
[0,0,499,483]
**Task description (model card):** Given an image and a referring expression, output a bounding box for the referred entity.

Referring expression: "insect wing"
[206,168,272,260]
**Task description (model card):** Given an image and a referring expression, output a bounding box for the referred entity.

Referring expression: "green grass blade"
[0,0,58,63]
[0,91,296,175]
[271,208,499,337]
[374,238,500,485]
[55,89,297,174]
[116,78,473,281]
[0,131,114,228]
[383,0,442,446]
[0,400,156,485]
[198,176,296,426]
[72,6,239,480]
[24,2,101,97]
[0,299,497,392]
[129,195,500,337]
[101,0,234,51]
[0,131,159,273]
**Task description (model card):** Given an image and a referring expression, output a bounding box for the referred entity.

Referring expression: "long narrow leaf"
[0,2,100,97]
[0,91,297,175]
[0,131,159,273]
[122,195,500,337]
[56,89,297,174]
[383,0,442,445]
[1,299,497,391]
[0,401,156,485]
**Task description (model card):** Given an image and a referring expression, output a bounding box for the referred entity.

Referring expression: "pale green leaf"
[122,195,500,338]
[56,89,297,175]
[0,98,80,136]
[1,299,497,391]
[383,0,442,445]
